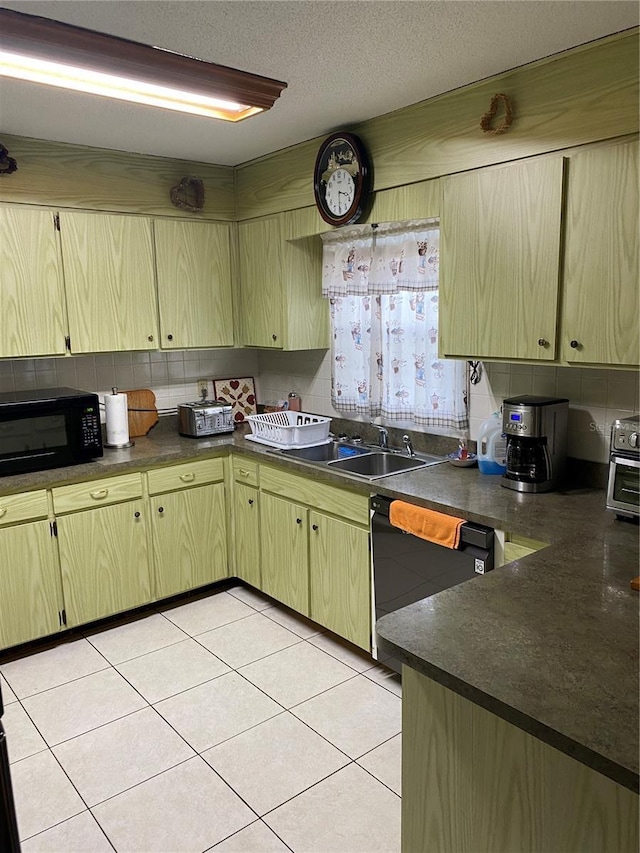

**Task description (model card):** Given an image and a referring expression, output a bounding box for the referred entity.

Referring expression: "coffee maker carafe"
[501,396,569,493]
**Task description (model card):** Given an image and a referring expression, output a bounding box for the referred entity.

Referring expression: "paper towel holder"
[104,387,135,449]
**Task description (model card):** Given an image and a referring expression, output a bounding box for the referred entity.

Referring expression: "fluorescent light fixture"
[0,8,287,122]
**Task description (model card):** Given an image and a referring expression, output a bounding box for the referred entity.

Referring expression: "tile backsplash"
[0,350,259,414]
[0,350,637,464]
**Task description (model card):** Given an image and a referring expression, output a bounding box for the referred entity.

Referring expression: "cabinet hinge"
[59,609,67,627]
[64,336,71,352]
[53,213,60,231]
[50,520,58,537]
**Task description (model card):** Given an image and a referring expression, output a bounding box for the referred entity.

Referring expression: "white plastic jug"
[477,412,507,474]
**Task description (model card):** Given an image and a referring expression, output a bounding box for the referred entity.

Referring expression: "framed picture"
[213,377,258,424]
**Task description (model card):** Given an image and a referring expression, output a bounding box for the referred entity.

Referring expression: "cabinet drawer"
[52,473,143,514]
[147,457,225,495]
[233,456,259,487]
[0,490,49,526]
[260,464,369,526]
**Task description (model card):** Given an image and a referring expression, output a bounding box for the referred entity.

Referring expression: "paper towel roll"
[105,389,130,447]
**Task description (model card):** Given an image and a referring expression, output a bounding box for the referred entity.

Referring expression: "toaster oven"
[177,400,234,437]
[607,415,640,520]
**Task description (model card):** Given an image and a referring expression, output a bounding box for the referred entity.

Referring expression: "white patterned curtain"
[323,222,468,432]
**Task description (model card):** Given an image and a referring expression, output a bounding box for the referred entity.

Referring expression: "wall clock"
[313,132,372,227]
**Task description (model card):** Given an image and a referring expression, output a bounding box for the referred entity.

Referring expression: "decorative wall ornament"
[0,142,18,175]
[170,176,205,212]
[480,93,513,135]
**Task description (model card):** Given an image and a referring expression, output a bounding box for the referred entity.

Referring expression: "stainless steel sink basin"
[278,441,371,463]
[328,451,441,479]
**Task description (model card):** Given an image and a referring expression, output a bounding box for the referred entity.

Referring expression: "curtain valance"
[321,219,439,296]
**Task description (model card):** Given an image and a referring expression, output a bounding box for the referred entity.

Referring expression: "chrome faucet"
[371,423,389,451]
[403,434,416,457]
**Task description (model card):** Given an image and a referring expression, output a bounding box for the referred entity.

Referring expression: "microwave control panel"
[81,405,102,449]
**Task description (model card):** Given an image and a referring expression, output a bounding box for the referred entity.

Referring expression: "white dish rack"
[245,411,331,449]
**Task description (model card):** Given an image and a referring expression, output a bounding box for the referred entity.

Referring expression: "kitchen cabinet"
[147,458,228,599]
[561,139,639,367]
[238,207,328,350]
[53,473,151,626]
[259,464,370,649]
[0,206,67,357]
[238,215,283,348]
[154,219,234,350]
[260,492,310,614]
[232,458,261,588]
[440,157,565,361]
[0,490,62,650]
[309,510,370,651]
[58,210,158,353]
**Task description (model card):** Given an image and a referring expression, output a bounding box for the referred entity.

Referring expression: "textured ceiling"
[0,0,637,166]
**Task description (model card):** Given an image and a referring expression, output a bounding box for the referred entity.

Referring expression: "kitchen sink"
[278,441,371,463]
[274,440,447,479]
[328,451,444,479]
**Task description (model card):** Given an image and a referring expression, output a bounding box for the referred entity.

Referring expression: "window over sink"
[321,220,468,435]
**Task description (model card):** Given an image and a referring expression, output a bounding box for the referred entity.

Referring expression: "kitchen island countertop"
[1,419,638,792]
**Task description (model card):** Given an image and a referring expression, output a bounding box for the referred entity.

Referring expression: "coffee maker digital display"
[501,396,569,493]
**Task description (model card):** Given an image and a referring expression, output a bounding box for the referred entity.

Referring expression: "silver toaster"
[177,400,234,437]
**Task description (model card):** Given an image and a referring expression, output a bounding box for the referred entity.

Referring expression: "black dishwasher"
[371,495,494,673]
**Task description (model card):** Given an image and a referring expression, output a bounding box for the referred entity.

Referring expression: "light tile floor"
[1,585,402,852]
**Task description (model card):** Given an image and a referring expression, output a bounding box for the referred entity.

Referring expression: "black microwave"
[0,387,103,476]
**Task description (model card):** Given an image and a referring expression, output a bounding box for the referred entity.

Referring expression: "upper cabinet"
[59,211,158,353]
[238,207,328,350]
[0,206,67,357]
[440,157,565,361]
[154,220,234,350]
[440,140,639,368]
[561,139,639,367]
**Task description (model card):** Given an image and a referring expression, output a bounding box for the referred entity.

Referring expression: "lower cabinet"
[0,516,62,650]
[260,492,310,615]
[258,464,371,650]
[146,457,229,599]
[149,482,228,599]
[309,510,371,651]
[233,481,261,589]
[56,497,151,627]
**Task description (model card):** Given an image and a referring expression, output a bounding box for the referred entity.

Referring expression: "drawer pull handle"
[312,524,319,531]
[90,489,109,500]
[238,469,250,477]
[179,473,196,483]
[0,508,6,518]
[248,499,254,506]
[158,506,164,514]
[296,517,302,525]
[134,511,140,519]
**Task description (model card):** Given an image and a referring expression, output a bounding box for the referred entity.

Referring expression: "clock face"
[325,168,355,216]
[313,132,372,227]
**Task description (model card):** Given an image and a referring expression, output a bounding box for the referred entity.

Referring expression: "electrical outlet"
[197,379,209,399]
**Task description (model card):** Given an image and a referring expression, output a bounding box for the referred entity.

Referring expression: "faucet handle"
[402,434,416,457]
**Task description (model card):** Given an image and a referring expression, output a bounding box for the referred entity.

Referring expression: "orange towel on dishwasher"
[389,500,465,549]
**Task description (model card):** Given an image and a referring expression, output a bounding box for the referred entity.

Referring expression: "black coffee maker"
[501,396,569,493]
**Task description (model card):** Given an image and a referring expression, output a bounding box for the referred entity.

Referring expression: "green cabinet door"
[238,216,283,348]
[150,483,228,599]
[309,511,371,651]
[154,219,234,350]
[561,140,639,366]
[260,492,309,614]
[0,520,62,650]
[59,210,158,353]
[234,482,261,589]
[0,206,67,357]
[441,157,565,360]
[57,500,151,626]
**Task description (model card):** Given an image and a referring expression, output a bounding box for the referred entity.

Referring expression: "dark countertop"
[2,418,638,791]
